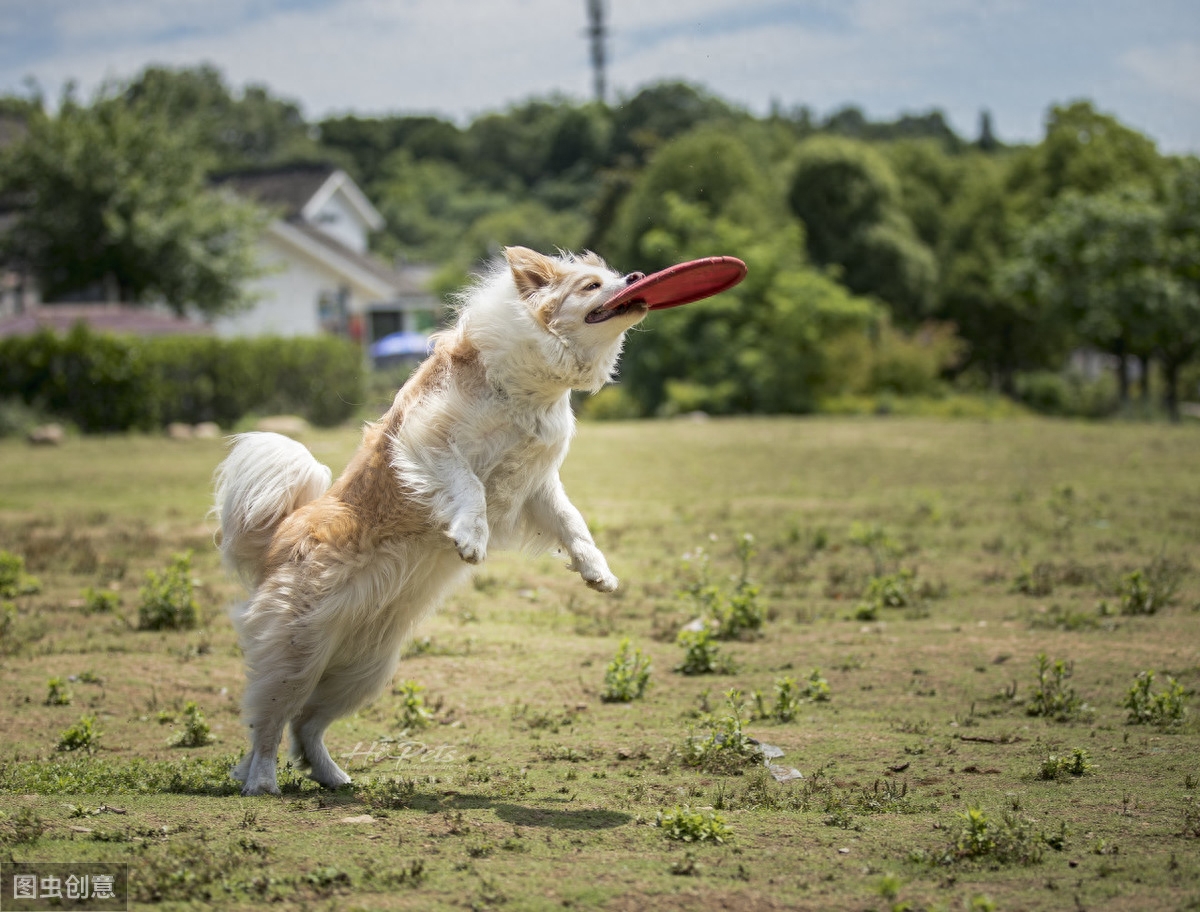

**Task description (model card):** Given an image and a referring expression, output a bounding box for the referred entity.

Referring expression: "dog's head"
[491,246,649,392]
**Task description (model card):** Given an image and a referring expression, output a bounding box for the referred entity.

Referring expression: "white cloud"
[1120,40,1200,104]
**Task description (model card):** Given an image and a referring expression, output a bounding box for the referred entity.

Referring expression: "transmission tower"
[587,0,608,104]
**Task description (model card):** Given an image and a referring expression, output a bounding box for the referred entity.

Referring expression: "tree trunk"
[1138,355,1151,403]
[1163,360,1180,423]
[1116,356,1130,404]
[1113,339,1129,404]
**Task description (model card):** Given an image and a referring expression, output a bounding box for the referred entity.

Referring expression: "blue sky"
[2,0,1198,152]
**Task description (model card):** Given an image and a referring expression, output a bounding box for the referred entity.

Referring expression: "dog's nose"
[624,272,645,285]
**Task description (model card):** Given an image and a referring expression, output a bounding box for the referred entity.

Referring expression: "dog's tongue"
[604,256,747,313]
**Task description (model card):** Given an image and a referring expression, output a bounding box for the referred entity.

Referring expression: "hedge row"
[0,325,364,432]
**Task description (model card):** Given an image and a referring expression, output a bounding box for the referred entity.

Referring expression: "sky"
[2,0,1198,153]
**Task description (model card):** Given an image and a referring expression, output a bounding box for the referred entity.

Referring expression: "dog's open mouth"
[585,299,645,324]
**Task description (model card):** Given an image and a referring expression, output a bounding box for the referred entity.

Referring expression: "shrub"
[6,807,46,844]
[0,325,364,432]
[82,586,120,614]
[1124,671,1188,728]
[169,701,215,747]
[57,715,100,752]
[681,689,762,773]
[395,680,433,729]
[0,551,41,598]
[1037,748,1094,780]
[1013,369,1117,418]
[1117,558,1184,615]
[949,806,1046,866]
[600,638,652,702]
[1026,654,1085,722]
[138,552,200,631]
[804,668,832,702]
[45,677,72,706]
[675,628,733,675]
[655,805,732,844]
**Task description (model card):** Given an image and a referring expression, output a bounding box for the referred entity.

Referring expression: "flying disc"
[604,256,747,314]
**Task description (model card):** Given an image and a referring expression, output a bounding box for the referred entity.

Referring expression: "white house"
[209,164,440,345]
[1,163,440,347]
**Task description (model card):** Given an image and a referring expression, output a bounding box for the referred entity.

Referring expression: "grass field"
[1,416,1198,911]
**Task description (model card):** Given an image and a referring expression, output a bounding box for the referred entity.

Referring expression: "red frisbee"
[602,256,747,316]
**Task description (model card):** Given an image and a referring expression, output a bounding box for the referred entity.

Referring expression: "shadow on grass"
[0,757,630,830]
[381,790,632,830]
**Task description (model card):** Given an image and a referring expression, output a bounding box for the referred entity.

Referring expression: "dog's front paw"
[583,568,620,593]
[449,516,489,564]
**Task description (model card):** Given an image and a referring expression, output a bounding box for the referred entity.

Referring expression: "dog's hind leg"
[238,654,329,796]
[290,651,402,789]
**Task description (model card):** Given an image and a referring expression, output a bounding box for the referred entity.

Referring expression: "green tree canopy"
[123,64,325,169]
[788,136,937,324]
[1006,101,1164,217]
[607,128,777,273]
[1,86,265,317]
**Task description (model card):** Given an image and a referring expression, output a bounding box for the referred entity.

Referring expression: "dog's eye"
[584,281,602,291]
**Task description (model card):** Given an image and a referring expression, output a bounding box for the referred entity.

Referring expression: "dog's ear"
[505,247,558,300]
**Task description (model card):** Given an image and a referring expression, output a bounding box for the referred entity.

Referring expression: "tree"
[1006,181,1200,419]
[611,192,879,416]
[608,82,743,166]
[788,136,937,324]
[938,161,1068,391]
[606,127,777,273]
[1006,101,1163,218]
[1157,158,1200,418]
[124,65,325,169]
[1,87,265,318]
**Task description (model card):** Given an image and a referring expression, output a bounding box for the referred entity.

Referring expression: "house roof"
[0,304,211,339]
[210,163,339,217]
[214,164,421,303]
[211,164,384,229]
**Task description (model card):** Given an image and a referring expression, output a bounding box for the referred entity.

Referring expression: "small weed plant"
[169,701,215,747]
[0,550,41,598]
[5,807,46,845]
[57,715,100,753]
[601,638,652,702]
[45,676,72,706]
[82,586,120,614]
[1012,562,1056,597]
[1026,653,1086,721]
[804,668,832,702]
[678,534,766,640]
[675,628,734,675]
[1117,557,1184,615]
[1037,748,1094,780]
[138,552,199,631]
[1124,671,1188,728]
[681,689,762,773]
[945,806,1047,866]
[656,805,732,844]
[395,680,433,729]
[358,775,418,810]
[848,522,901,575]
[855,569,927,620]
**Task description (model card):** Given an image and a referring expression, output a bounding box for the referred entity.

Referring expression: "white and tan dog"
[214,247,647,796]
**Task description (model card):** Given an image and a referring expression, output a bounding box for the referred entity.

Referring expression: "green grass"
[1,416,1198,910]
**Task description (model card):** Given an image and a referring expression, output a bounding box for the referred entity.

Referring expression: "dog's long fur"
[214,247,647,796]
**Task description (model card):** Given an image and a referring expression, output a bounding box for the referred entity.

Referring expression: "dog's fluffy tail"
[214,432,332,589]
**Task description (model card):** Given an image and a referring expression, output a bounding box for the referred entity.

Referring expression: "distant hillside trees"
[2,66,1197,418]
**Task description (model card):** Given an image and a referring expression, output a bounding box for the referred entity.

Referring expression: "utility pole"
[587,0,607,104]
